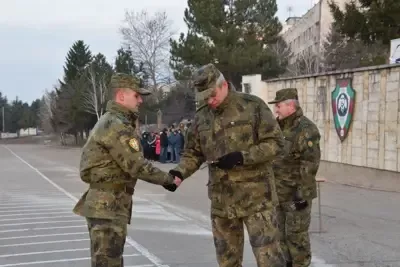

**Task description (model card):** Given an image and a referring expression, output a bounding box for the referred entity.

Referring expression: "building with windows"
[281,0,351,62]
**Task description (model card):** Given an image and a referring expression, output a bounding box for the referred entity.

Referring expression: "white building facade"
[281,0,351,62]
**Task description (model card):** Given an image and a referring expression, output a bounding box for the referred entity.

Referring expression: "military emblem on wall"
[331,78,356,142]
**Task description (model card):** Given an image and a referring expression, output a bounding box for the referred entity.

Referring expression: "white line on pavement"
[0,215,76,222]
[0,225,86,233]
[3,145,170,267]
[0,253,141,267]
[0,238,89,248]
[0,248,89,258]
[0,219,83,227]
[0,231,87,240]
[0,204,71,209]
[0,208,72,214]
[0,211,73,218]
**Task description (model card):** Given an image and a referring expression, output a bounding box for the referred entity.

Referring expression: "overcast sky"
[0,0,314,103]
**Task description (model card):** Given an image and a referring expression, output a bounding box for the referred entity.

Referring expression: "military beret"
[268,88,299,104]
[110,73,151,95]
[192,63,223,101]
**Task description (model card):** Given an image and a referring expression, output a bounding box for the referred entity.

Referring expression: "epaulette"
[298,116,317,131]
[196,103,208,113]
[114,113,130,125]
[237,91,262,103]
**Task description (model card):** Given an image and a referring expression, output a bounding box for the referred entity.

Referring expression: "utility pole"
[2,106,4,132]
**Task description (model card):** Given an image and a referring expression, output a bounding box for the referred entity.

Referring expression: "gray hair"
[282,99,300,108]
[215,73,226,88]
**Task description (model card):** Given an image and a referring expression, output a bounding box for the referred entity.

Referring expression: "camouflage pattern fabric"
[212,208,286,267]
[277,204,312,267]
[267,88,299,104]
[192,63,223,101]
[73,100,174,225]
[172,90,284,218]
[110,72,151,95]
[272,106,320,267]
[273,107,321,202]
[87,217,126,267]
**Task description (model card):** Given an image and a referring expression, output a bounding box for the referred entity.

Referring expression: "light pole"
[1,106,4,132]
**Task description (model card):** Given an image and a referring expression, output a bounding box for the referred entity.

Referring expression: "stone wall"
[242,64,400,190]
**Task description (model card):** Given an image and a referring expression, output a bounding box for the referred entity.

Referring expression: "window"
[243,83,252,94]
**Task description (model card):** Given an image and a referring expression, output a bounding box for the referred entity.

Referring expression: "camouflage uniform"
[73,73,175,267]
[268,89,321,267]
[171,64,286,267]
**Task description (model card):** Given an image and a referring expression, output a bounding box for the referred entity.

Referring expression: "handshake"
[163,170,184,192]
[162,151,245,192]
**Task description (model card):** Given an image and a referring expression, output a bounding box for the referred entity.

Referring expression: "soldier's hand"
[169,170,183,180]
[293,199,308,211]
[163,183,177,192]
[162,170,183,192]
[216,152,243,170]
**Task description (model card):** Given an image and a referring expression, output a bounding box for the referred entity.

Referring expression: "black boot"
[286,261,293,267]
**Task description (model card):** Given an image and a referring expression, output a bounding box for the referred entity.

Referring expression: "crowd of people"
[140,126,187,163]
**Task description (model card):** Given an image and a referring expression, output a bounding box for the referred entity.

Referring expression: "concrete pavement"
[0,144,399,266]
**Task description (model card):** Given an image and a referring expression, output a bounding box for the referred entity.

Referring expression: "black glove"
[216,152,243,170]
[291,191,308,211]
[293,199,308,211]
[162,170,183,192]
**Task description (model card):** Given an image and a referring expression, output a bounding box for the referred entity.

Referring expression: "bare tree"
[119,10,176,99]
[39,89,57,133]
[285,51,322,76]
[81,64,109,120]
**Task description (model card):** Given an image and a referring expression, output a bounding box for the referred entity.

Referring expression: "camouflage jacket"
[172,91,285,219]
[273,107,321,202]
[73,100,174,224]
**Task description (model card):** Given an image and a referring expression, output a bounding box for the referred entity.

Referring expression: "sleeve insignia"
[129,138,140,151]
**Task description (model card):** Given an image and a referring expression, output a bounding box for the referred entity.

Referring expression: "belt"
[90,183,134,195]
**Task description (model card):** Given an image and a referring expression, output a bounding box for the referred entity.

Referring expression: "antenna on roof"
[287,6,293,17]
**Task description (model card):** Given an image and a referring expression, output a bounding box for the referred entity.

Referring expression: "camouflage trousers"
[277,201,312,267]
[211,208,286,267]
[86,217,127,267]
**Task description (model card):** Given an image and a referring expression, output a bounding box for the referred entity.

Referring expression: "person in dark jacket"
[159,128,169,163]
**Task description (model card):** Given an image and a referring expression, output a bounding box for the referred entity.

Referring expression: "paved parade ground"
[0,143,399,267]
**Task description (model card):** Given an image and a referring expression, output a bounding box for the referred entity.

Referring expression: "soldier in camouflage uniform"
[167,63,286,267]
[72,73,180,267]
[268,88,321,267]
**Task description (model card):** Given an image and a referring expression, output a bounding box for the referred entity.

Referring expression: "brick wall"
[242,64,400,173]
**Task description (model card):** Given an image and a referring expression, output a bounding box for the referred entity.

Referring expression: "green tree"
[323,24,388,70]
[62,40,93,84]
[328,0,400,45]
[0,92,11,132]
[30,99,41,128]
[114,47,149,88]
[55,40,95,144]
[170,0,285,88]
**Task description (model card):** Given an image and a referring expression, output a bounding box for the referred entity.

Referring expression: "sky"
[0,0,315,104]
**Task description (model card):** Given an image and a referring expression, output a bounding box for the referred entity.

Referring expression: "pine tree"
[170,0,286,87]
[114,47,149,88]
[63,40,93,84]
[328,0,400,45]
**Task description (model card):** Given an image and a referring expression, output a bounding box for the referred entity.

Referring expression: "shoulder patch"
[129,138,140,151]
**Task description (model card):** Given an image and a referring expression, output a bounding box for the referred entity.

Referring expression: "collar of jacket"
[277,107,304,129]
[106,100,138,123]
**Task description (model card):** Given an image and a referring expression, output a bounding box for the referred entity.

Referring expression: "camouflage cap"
[110,73,151,95]
[267,88,298,104]
[192,63,223,101]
